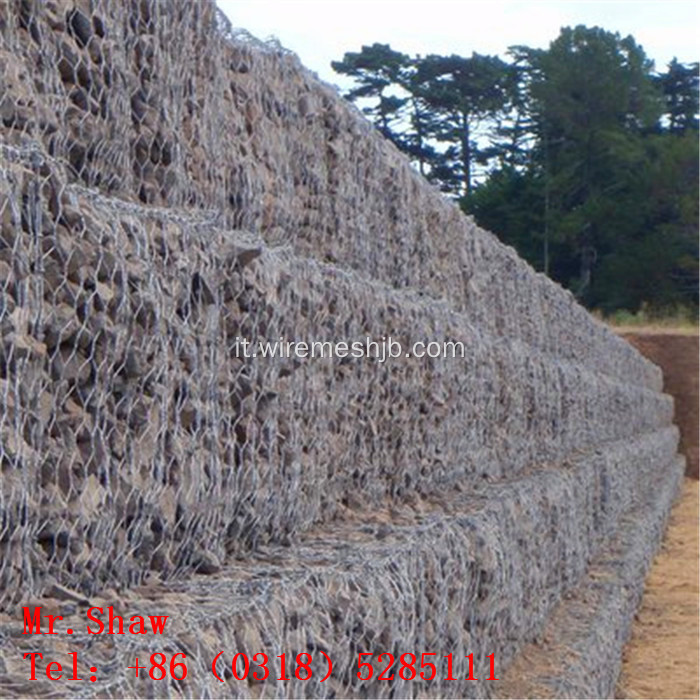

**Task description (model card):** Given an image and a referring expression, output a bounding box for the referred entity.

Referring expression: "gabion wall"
[0,1,684,698]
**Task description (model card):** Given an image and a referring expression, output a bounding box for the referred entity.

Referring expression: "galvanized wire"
[0,1,681,697]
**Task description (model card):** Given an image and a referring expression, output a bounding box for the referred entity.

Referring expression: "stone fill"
[0,1,684,697]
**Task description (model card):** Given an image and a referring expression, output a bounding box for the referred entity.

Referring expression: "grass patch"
[594,303,699,334]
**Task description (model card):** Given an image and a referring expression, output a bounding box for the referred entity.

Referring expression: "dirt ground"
[616,330,699,698]
[621,333,699,478]
[616,478,699,698]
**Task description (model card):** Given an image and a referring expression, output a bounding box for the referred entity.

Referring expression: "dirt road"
[616,478,699,698]
[617,331,699,698]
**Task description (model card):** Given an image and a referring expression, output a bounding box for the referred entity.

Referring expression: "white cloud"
[218,0,698,88]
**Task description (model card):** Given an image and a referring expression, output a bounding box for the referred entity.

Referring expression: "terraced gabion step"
[0,4,668,390]
[0,428,680,698]
[0,5,685,699]
[1,151,673,607]
[493,454,685,699]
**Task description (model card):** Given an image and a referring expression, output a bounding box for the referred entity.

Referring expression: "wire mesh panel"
[0,145,676,610]
[0,0,684,697]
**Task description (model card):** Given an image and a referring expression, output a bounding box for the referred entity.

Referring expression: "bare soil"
[616,478,699,699]
[617,331,699,698]
[622,333,699,478]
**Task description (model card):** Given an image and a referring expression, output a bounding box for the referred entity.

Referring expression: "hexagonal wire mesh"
[0,1,683,697]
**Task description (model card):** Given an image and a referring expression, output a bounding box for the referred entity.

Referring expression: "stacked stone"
[0,0,661,383]
[0,1,684,697]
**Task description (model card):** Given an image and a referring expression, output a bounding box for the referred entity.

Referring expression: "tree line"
[332,26,698,313]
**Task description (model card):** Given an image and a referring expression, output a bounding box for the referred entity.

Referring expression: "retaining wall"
[0,1,683,697]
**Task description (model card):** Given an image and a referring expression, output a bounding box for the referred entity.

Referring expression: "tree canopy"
[332,26,698,314]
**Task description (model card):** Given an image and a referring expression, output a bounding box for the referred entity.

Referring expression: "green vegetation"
[595,303,698,332]
[332,27,699,315]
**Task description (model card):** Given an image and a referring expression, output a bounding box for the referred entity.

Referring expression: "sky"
[217,0,699,89]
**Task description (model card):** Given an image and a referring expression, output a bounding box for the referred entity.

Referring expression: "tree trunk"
[461,113,471,196]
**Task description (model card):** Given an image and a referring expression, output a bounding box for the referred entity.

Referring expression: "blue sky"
[218,0,699,88]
